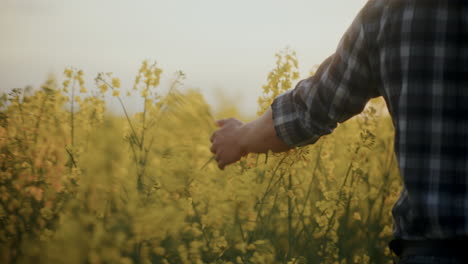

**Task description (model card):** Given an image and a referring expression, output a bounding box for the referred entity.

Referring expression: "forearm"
[239,107,292,154]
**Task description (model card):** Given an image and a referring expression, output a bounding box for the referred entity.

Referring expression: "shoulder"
[358,0,391,43]
[360,0,387,23]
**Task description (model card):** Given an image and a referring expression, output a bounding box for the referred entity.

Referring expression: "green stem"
[287,172,293,260]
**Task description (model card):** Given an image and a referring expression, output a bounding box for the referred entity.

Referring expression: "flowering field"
[0,50,401,264]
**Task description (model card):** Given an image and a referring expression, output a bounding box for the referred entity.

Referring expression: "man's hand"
[210,118,247,170]
[209,108,292,170]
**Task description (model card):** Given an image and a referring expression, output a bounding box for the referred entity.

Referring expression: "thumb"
[216,119,228,127]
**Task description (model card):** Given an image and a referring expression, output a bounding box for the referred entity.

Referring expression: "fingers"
[209,133,222,167]
[210,131,216,143]
[208,149,226,170]
[211,117,237,142]
[218,161,226,170]
[215,153,225,170]
[216,119,227,127]
[210,139,223,169]
[216,118,236,127]
[211,152,224,170]
[210,141,217,154]
[210,117,241,170]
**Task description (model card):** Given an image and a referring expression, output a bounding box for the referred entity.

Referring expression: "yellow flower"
[153,247,165,256]
[112,90,120,97]
[112,77,121,89]
[99,83,108,93]
[150,78,160,87]
[140,60,149,73]
[353,212,362,221]
[78,77,84,87]
[153,67,163,78]
[63,80,70,89]
[64,68,73,78]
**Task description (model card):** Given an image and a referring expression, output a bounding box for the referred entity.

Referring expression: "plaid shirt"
[272,0,468,240]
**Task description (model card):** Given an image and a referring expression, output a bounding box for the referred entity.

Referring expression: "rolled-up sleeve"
[271,3,380,147]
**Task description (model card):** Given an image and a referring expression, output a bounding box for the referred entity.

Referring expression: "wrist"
[238,123,250,156]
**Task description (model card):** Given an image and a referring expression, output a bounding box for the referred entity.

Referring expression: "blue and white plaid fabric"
[271,0,468,240]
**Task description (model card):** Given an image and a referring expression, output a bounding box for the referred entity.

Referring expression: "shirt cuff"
[271,91,321,147]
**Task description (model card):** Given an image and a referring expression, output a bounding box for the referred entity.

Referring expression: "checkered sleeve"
[271,3,380,147]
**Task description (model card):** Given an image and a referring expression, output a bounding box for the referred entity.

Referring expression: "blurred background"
[1,2,400,263]
[0,0,367,116]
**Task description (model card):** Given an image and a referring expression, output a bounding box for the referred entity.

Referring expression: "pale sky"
[0,0,367,115]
